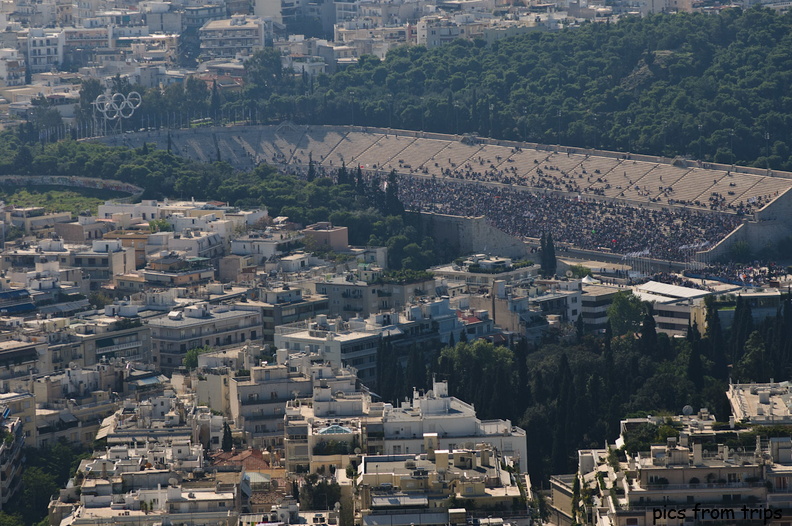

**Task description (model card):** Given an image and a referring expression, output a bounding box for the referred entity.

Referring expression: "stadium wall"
[419,212,530,260]
[697,187,792,261]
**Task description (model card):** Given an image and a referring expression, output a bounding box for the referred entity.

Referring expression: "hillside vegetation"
[231,8,792,169]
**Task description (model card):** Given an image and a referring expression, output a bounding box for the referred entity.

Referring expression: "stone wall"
[419,212,529,259]
[696,186,792,262]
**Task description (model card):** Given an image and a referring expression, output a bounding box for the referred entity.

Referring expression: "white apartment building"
[0,48,24,86]
[229,348,359,447]
[61,486,237,526]
[148,303,263,374]
[147,230,226,260]
[274,314,381,384]
[381,380,528,472]
[169,212,235,241]
[231,229,303,265]
[98,199,256,225]
[73,239,136,290]
[728,381,792,425]
[0,408,23,512]
[416,13,486,48]
[284,378,528,473]
[199,15,274,59]
[25,27,64,72]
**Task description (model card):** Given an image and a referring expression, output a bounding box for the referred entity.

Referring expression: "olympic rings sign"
[93,92,142,120]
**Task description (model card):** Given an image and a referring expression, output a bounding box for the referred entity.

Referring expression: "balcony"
[241,396,285,406]
[154,323,261,341]
[96,340,142,355]
[637,481,766,491]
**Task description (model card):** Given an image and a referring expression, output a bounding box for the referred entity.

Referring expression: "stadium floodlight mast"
[92,91,142,136]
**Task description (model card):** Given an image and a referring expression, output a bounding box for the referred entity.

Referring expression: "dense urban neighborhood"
[3,0,792,522]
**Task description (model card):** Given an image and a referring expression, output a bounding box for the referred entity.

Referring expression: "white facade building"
[199,15,274,59]
[274,314,381,384]
[381,380,528,472]
[0,48,25,86]
[25,27,64,72]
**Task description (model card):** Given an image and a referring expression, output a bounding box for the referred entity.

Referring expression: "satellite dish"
[354,448,361,455]
[565,270,573,277]
[683,405,694,416]
[168,477,178,486]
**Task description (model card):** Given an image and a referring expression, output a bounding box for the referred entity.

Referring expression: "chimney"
[692,443,702,465]
[435,450,449,470]
[423,433,438,461]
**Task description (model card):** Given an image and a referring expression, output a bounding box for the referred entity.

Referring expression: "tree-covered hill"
[232,8,792,169]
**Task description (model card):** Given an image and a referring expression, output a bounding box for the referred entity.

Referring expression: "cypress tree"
[640,303,658,357]
[729,296,754,365]
[704,296,727,379]
[222,422,233,452]
[546,233,557,276]
[210,80,221,118]
[514,337,531,403]
[688,341,704,387]
[355,165,365,194]
[337,161,348,185]
[307,153,316,182]
[385,169,404,216]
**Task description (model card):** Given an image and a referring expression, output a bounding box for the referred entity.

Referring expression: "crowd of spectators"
[397,149,772,215]
[398,176,743,262]
[696,262,789,286]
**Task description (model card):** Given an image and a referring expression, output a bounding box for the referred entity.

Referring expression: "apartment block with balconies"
[149,302,263,374]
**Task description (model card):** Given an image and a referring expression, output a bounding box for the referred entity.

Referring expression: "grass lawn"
[0,185,129,217]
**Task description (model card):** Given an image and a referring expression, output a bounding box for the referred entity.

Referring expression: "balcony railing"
[637,481,766,491]
[240,397,285,406]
